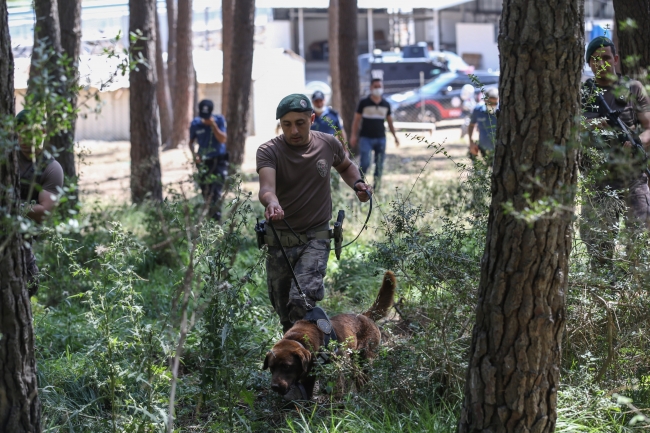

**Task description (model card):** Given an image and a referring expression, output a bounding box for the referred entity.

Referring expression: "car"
[388,70,500,123]
[428,50,474,74]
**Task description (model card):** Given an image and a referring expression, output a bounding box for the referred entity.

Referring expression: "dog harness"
[304,306,339,364]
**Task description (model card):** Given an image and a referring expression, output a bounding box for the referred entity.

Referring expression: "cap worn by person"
[311,90,325,101]
[586,36,615,63]
[16,109,30,125]
[198,99,214,119]
[486,88,498,99]
[276,94,313,119]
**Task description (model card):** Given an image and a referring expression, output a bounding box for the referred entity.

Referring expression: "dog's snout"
[271,383,281,393]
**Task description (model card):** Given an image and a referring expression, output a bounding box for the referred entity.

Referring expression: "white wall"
[263,20,292,50]
[455,22,499,71]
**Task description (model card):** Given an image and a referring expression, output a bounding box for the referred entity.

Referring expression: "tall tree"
[170,0,194,149]
[225,0,255,166]
[328,0,341,110]
[129,0,163,203]
[166,0,177,93]
[612,0,650,81]
[337,0,359,142]
[155,10,173,147]
[221,0,234,117]
[458,0,584,432]
[28,0,62,96]
[0,1,42,431]
[56,0,82,179]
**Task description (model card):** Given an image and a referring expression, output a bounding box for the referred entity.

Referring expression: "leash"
[278,187,373,252]
[267,220,314,311]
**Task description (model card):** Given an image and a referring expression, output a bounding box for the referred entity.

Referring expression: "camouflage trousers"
[580,176,650,268]
[266,238,330,331]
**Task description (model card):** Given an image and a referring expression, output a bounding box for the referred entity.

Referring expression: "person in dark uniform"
[310,90,347,143]
[16,109,64,296]
[189,99,228,221]
[580,36,650,268]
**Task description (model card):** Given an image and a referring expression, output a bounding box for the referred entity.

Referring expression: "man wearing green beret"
[15,109,65,296]
[257,94,371,331]
[580,36,650,269]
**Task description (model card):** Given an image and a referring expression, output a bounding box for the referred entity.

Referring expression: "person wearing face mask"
[468,87,499,161]
[350,78,400,187]
[310,90,347,144]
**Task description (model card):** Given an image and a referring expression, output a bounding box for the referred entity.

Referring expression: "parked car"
[388,71,500,123]
[428,50,474,74]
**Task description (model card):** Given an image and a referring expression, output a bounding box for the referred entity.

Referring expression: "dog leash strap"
[267,220,313,310]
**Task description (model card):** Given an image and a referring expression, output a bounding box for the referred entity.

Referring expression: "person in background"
[468,87,498,160]
[460,84,477,139]
[310,90,347,144]
[189,99,228,221]
[16,109,64,296]
[349,78,400,187]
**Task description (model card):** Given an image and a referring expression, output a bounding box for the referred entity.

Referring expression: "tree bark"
[170,0,194,149]
[129,0,163,203]
[166,0,177,93]
[328,0,341,110]
[0,1,42,431]
[337,0,359,142]
[226,0,255,167]
[56,0,81,179]
[155,10,173,147]
[29,0,62,95]
[221,0,234,117]
[458,1,584,432]
[612,0,650,82]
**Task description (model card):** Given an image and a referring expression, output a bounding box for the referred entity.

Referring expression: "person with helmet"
[189,99,228,221]
[15,109,64,297]
[257,94,371,332]
[310,90,347,143]
[580,36,650,269]
[468,87,499,160]
[460,84,477,139]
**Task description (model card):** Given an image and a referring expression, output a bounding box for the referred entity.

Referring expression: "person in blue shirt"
[189,99,228,221]
[310,90,347,143]
[468,88,498,160]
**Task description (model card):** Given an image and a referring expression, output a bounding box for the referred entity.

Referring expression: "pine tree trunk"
[56,0,81,179]
[612,0,650,82]
[0,1,42,431]
[129,0,163,203]
[221,0,233,117]
[29,0,62,95]
[166,0,177,93]
[170,0,194,149]
[226,0,255,167]
[328,0,341,110]
[155,10,173,147]
[458,1,584,432]
[337,0,359,142]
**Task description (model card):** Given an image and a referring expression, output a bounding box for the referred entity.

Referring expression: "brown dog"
[263,271,396,400]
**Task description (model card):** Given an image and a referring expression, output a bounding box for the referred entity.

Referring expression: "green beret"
[276,93,313,119]
[15,109,30,125]
[586,36,615,62]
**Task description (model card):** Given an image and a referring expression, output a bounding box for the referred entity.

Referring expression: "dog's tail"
[362,271,396,322]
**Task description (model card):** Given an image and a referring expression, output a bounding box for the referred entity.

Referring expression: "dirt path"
[77,123,470,203]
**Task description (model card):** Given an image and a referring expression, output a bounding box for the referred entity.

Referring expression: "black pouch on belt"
[333,210,344,260]
[255,219,266,249]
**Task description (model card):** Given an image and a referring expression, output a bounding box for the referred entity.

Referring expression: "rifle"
[587,79,650,177]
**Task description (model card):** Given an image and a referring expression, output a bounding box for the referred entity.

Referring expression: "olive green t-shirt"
[256,131,346,233]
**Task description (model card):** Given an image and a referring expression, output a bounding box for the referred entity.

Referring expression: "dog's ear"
[262,351,272,370]
[295,347,312,373]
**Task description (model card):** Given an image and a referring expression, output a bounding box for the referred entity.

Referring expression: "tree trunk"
[170,0,194,149]
[612,0,650,82]
[221,0,233,117]
[29,0,62,95]
[155,10,173,147]
[166,0,177,93]
[458,1,584,432]
[129,0,163,203]
[337,0,359,142]
[328,0,341,110]
[0,1,42,431]
[226,0,255,167]
[56,0,81,179]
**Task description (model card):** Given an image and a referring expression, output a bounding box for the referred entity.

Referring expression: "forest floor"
[76,122,468,202]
